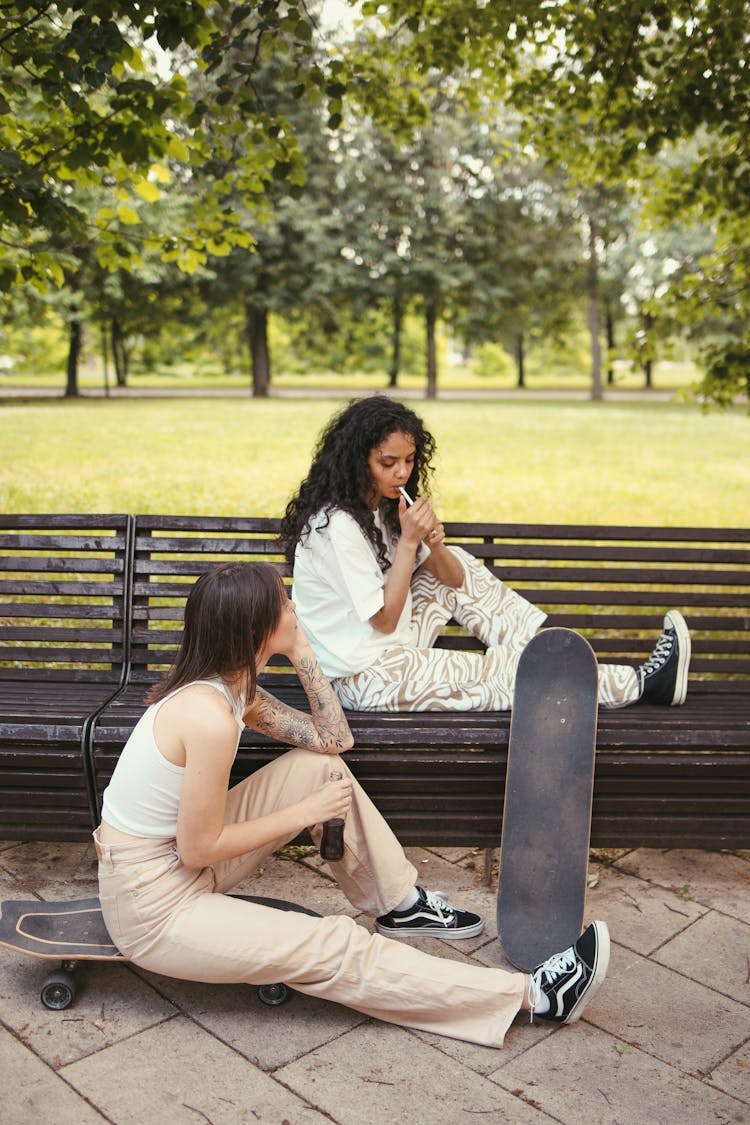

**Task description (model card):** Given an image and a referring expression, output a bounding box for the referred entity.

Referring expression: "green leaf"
[177,247,207,273]
[206,238,231,256]
[151,163,172,185]
[166,135,190,162]
[134,179,161,202]
[117,204,140,225]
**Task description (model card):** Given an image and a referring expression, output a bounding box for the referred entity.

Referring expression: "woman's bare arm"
[175,691,351,869]
[244,637,353,754]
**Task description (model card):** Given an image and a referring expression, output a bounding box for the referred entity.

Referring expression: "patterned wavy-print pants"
[333,547,639,712]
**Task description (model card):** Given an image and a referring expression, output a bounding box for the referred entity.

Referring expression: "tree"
[191,29,343,397]
[357,0,750,403]
[335,91,478,397]
[332,121,420,387]
[0,1,348,291]
[444,118,582,389]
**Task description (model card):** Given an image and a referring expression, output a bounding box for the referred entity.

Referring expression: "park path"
[0,381,678,401]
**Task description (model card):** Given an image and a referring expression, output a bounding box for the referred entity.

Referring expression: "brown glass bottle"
[320,771,345,861]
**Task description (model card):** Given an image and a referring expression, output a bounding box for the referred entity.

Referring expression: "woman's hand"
[402,497,463,588]
[261,596,311,662]
[398,495,438,546]
[298,775,352,827]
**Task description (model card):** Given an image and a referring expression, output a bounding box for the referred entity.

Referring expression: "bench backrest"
[0,515,133,682]
[129,515,290,685]
[127,517,750,694]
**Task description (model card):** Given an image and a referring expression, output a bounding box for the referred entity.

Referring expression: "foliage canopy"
[2,0,749,402]
[0,0,348,286]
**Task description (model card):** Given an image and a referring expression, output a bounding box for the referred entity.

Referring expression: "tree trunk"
[65,319,81,398]
[515,332,525,388]
[606,306,615,385]
[245,301,271,398]
[112,317,127,386]
[643,312,654,388]
[587,217,603,402]
[425,302,437,400]
[101,322,110,398]
[388,290,402,388]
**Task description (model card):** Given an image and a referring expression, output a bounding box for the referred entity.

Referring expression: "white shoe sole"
[376,919,485,940]
[565,920,611,1024]
[665,610,691,705]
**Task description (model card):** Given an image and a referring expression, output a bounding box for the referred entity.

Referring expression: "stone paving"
[1,839,748,1124]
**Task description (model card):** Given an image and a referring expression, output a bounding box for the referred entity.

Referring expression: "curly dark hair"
[279,395,436,571]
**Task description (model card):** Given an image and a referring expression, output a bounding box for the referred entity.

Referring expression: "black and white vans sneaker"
[376,887,484,940]
[530,920,610,1024]
[638,610,690,705]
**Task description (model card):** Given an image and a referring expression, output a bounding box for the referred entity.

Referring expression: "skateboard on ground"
[0,894,319,1010]
[497,627,598,972]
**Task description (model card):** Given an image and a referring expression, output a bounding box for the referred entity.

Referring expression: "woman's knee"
[285,745,347,781]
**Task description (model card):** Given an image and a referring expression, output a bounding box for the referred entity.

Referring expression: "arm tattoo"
[250,664,352,751]
[294,653,353,750]
[251,689,320,749]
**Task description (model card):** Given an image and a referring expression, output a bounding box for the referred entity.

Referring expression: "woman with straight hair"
[94,560,610,1047]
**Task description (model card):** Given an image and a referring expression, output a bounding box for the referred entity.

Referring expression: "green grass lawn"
[1,396,747,526]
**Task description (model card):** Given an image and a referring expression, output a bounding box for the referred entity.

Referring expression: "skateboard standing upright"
[497,627,598,972]
[0,895,319,1010]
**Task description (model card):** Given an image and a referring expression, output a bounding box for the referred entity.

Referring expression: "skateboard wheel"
[41,969,77,1010]
[257,982,288,1007]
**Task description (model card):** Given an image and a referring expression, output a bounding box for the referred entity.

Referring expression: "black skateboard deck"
[497,628,598,972]
[0,894,320,1010]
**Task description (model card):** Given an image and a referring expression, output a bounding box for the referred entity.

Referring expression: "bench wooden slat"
[491,565,750,586]
[134,536,282,554]
[517,588,750,608]
[0,515,130,530]
[443,522,750,543]
[0,534,127,551]
[135,515,281,533]
[0,579,123,596]
[0,556,124,574]
[0,602,123,620]
[2,625,124,641]
[465,542,750,564]
[0,646,123,662]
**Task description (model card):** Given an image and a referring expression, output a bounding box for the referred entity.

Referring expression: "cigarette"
[398,487,414,505]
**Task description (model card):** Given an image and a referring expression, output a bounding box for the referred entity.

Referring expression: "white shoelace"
[422,888,453,920]
[528,945,576,1023]
[641,631,674,676]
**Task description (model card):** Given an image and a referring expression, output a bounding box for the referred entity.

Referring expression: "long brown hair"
[147,562,286,705]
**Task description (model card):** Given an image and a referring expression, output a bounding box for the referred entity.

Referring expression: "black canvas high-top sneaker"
[638,610,690,706]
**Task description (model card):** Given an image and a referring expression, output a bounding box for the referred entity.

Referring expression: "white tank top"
[101,677,246,838]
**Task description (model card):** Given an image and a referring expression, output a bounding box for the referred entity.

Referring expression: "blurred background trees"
[1,1,747,404]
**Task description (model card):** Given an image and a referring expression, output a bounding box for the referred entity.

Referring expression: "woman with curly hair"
[279,395,690,713]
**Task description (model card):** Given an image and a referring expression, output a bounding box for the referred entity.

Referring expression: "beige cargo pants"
[96,746,525,1048]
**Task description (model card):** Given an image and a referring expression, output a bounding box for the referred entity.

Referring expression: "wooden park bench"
[0,515,133,840]
[2,514,749,849]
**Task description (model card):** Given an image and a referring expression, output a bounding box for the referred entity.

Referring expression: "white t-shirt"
[292,507,430,679]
